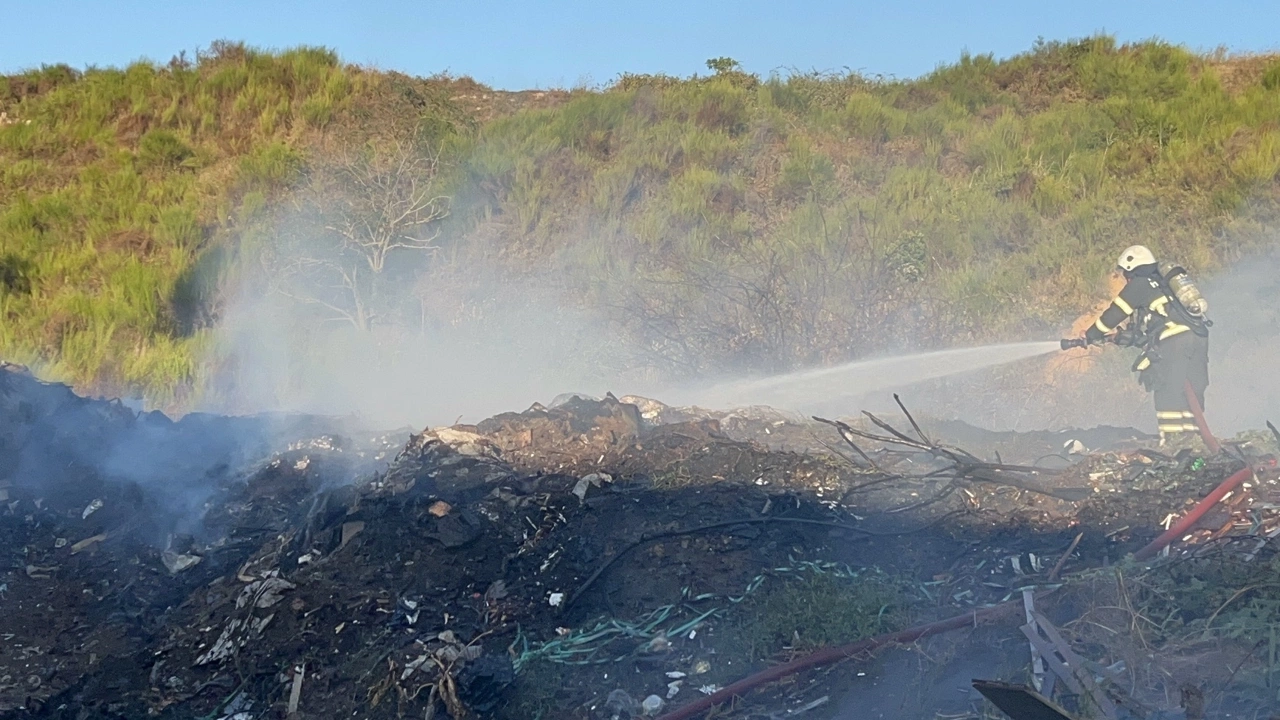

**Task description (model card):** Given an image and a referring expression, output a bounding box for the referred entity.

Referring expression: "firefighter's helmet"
[1117,245,1156,272]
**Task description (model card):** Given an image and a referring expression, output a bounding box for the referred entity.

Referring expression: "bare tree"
[319,140,449,274]
[265,139,450,331]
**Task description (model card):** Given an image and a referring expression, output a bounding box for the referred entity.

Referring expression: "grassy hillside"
[0,42,473,404]
[2,37,1280,408]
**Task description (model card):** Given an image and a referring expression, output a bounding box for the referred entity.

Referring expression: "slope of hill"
[2,36,1279,409]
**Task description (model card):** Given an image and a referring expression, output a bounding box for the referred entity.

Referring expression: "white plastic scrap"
[237,576,297,610]
[698,685,720,695]
[196,615,277,665]
[666,681,683,699]
[641,695,664,715]
[401,654,430,680]
[403,602,420,626]
[161,551,202,574]
[572,472,613,502]
[82,499,103,520]
[665,671,687,679]
[795,696,830,713]
[548,592,565,607]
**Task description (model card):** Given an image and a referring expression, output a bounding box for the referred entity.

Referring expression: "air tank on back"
[1159,261,1209,318]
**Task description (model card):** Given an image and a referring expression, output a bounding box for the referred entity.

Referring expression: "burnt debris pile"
[2,364,1280,720]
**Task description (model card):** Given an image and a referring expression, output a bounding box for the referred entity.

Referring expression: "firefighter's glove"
[1113,328,1143,347]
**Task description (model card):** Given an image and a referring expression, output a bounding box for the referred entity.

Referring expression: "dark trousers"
[1142,332,1210,439]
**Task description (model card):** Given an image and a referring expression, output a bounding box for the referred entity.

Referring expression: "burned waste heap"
[2,363,1280,720]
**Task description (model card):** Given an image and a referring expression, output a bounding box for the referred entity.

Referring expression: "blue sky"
[3,0,1278,90]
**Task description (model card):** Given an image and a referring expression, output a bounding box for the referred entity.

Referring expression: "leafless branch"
[262,138,452,331]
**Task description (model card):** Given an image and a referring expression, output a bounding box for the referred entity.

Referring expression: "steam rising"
[208,276,628,428]
[206,229,1280,440]
[1198,247,1280,434]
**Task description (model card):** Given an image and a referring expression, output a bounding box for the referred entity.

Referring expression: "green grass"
[453,37,1280,372]
[718,569,910,662]
[0,42,458,405]
[3,36,1280,406]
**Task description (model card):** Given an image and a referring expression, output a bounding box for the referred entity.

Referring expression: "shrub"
[300,93,333,128]
[237,141,303,190]
[0,253,36,295]
[1262,61,1280,91]
[843,93,908,143]
[137,129,194,168]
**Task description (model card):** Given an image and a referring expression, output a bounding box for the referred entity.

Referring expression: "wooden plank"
[1020,624,1085,696]
[1029,612,1118,720]
[1023,590,1049,693]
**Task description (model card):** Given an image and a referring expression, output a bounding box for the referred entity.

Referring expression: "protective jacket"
[1085,263,1210,444]
[1084,264,1196,347]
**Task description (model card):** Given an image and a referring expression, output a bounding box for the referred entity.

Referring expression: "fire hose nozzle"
[1060,338,1088,351]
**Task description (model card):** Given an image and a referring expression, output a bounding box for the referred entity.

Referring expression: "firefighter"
[1076,245,1211,447]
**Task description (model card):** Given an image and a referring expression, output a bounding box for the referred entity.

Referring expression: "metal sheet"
[973,680,1081,720]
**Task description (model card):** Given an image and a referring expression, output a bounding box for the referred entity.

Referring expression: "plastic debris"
[548,592,565,607]
[161,550,202,574]
[287,663,304,716]
[794,695,830,713]
[572,472,613,502]
[216,689,254,720]
[605,689,638,718]
[25,564,56,579]
[70,534,107,554]
[644,633,671,653]
[82,499,103,519]
[338,521,365,551]
[641,694,664,715]
[196,614,277,665]
[666,680,682,698]
[238,576,296,610]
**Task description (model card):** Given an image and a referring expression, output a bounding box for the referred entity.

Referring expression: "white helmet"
[1117,245,1156,272]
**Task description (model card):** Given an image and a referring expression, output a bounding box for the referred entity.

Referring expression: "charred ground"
[4,364,1280,719]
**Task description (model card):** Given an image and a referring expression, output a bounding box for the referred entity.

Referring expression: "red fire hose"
[1184,380,1221,454]
[1133,465,1254,561]
[1131,381,1246,560]
[655,601,1019,720]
